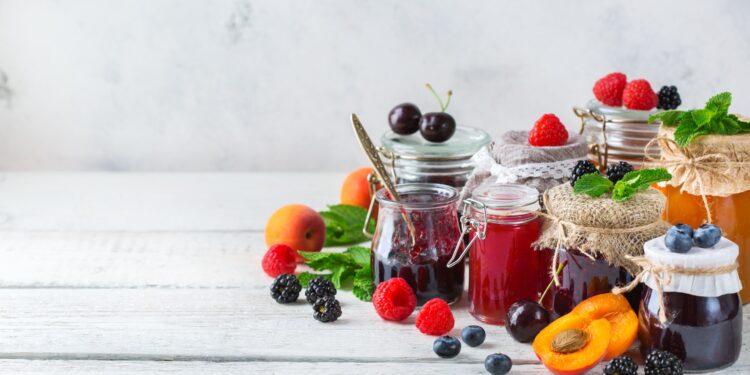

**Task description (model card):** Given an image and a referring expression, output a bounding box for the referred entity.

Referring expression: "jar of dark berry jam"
[371,183,464,306]
[638,236,743,372]
[380,127,490,189]
[450,183,551,324]
[552,249,639,316]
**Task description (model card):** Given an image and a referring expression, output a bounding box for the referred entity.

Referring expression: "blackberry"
[604,356,638,375]
[270,274,301,304]
[570,160,599,187]
[657,86,681,110]
[305,276,337,304]
[645,350,683,375]
[313,296,342,323]
[606,161,634,183]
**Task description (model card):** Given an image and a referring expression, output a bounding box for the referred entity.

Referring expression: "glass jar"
[380,126,491,189]
[638,237,743,372]
[661,184,750,304]
[551,249,639,317]
[371,183,464,306]
[453,183,551,325]
[573,100,660,170]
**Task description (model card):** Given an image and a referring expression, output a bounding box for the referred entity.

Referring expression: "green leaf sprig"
[319,205,374,247]
[573,168,672,202]
[298,246,374,302]
[648,92,750,146]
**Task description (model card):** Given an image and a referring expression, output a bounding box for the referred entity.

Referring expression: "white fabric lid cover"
[642,236,742,297]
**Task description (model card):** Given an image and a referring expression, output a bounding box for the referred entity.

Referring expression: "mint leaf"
[319,205,373,247]
[673,115,707,147]
[691,109,714,127]
[298,251,356,271]
[352,265,374,301]
[573,173,613,198]
[612,168,672,202]
[330,266,355,289]
[711,114,741,135]
[343,246,370,267]
[298,271,332,287]
[705,92,732,114]
[649,110,685,126]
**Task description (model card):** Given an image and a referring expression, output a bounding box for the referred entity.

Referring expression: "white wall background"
[0,0,748,172]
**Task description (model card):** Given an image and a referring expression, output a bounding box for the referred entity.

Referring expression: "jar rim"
[471,183,539,209]
[380,126,490,160]
[375,183,459,209]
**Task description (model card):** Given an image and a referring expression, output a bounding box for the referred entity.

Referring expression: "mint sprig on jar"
[572,167,672,202]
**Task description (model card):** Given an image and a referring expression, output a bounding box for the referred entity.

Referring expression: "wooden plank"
[0,172,344,232]
[0,359,552,374]
[0,288,746,371]
[0,232,265,288]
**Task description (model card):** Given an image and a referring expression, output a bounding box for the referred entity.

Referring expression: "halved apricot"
[533,313,611,375]
[571,293,637,360]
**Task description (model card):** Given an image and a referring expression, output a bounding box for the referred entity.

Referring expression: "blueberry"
[460,325,486,347]
[665,225,694,253]
[693,224,722,248]
[433,336,461,358]
[674,223,694,237]
[485,353,512,375]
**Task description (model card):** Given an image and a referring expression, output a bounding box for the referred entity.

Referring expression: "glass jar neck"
[375,183,459,211]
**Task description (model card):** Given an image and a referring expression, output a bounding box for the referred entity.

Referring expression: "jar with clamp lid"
[573,100,661,170]
[379,126,490,189]
[448,183,551,324]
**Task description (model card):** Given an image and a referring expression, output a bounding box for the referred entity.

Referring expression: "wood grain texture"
[0,172,746,374]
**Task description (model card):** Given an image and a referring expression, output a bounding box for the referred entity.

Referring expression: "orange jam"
[660,184,750,304]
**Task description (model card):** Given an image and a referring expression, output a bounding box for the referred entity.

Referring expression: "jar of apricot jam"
[380,127,490,189]
[550,250,639,317]
[371,183,464,306]
[638,237,743,372]
[453,184,551,324]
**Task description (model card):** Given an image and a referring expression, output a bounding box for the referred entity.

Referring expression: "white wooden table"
[0,172,746,374]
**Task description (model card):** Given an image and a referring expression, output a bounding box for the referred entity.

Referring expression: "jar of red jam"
[450,183,551,324]
[380,127,490,189]
[371,183,464,306]
[637,236,743,372]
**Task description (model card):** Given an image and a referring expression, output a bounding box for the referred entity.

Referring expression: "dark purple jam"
[638,287,742,371]
[371,190,464,306]
[550,248,640,317]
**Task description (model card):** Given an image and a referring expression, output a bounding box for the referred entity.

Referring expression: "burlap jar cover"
[460,131,588,201]
[534,183,670,283]
[653,127,750,199]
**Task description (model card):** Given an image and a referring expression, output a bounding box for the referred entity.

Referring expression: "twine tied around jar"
[612,255,739,323]
[644,136,750,224]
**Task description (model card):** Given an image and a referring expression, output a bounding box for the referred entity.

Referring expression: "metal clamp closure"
[446,198,487,268]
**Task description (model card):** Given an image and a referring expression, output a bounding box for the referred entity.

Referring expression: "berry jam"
[551,248,639,317]
[468,217,551,324]
[638,287,742,371]
[371,184,464,306]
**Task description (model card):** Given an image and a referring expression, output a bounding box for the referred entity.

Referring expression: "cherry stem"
[425,83,451,112]
[538,260,567,304]
[443,90,452,112]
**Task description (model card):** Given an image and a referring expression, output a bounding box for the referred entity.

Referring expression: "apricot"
[340,167,375,209]
[571,293,638,360]
[533,314,611,375]
[265,204,326,262]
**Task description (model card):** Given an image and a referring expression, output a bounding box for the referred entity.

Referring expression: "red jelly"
[457,184,551,325]
[371,183,464,306]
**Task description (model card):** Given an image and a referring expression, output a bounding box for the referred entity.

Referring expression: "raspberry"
[622,79,658,110]
[593,72,627,107]
[416,298,454,335]
[528,114,569,147]
[261,244,297,277]
[372,277,417,321]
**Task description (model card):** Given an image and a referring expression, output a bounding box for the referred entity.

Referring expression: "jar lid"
[471,183,539,210]
[381,126,490,160]
[584,99,659,122]
[642,236,742,297]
